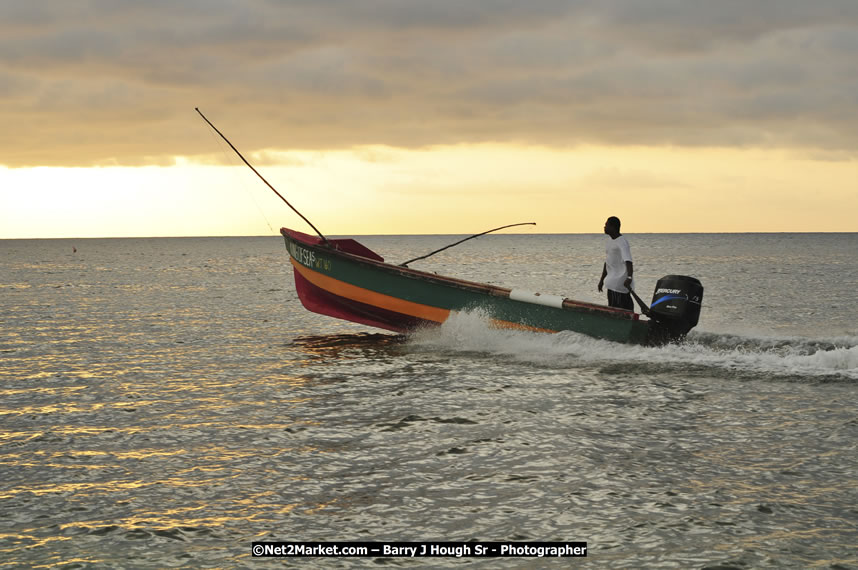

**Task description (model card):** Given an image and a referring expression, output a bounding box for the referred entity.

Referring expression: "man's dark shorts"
[608,289,634,310]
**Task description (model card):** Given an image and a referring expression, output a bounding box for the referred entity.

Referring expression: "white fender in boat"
[509,289,565,309]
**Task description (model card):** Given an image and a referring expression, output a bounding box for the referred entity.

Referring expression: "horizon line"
[3,230,857,241]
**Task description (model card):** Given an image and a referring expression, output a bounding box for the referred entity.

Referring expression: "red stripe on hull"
[293,267,430,333]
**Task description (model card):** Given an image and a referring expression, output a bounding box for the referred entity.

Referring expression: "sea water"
[1,233,856,568]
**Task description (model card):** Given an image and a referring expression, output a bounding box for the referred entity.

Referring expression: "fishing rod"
[195,107,328,243]
[399,222,536,267]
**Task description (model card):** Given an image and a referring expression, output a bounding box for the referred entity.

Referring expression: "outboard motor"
[647,275,703,344]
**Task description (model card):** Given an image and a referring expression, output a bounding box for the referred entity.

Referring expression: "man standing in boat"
[598,216,635,310]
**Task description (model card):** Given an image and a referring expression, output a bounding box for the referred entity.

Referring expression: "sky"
[1,0,856,238]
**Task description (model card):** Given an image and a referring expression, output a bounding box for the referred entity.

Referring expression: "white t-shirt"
[605,235,633,293]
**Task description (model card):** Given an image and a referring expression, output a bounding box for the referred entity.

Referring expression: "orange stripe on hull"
[490,320,555,334]
[291,259,451,324]
[291,260,558,334]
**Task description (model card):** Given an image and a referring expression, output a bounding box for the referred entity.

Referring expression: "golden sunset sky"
[1,1,856,238]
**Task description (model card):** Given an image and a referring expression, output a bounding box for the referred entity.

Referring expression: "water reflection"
[291,333,405,358]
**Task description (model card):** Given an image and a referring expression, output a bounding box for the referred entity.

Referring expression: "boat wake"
[406,310,858,382]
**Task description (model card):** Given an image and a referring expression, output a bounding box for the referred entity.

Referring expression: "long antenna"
[400,222,536,267]
[195,107,328,243]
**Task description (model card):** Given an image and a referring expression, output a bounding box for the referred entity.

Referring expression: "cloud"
[1,0,856,166]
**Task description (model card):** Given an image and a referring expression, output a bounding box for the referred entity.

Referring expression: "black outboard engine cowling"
[647,275,703,344]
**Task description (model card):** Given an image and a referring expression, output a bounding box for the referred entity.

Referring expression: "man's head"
[604,216,621,236]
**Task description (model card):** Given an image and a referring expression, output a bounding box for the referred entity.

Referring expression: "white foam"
[406,310,858,380]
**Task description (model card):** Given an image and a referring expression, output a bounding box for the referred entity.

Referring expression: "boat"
[193,108,703,345]
[282,228,703,345]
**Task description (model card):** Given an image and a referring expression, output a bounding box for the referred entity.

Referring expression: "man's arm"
[624,261,633,290]
[598,263,607,292]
